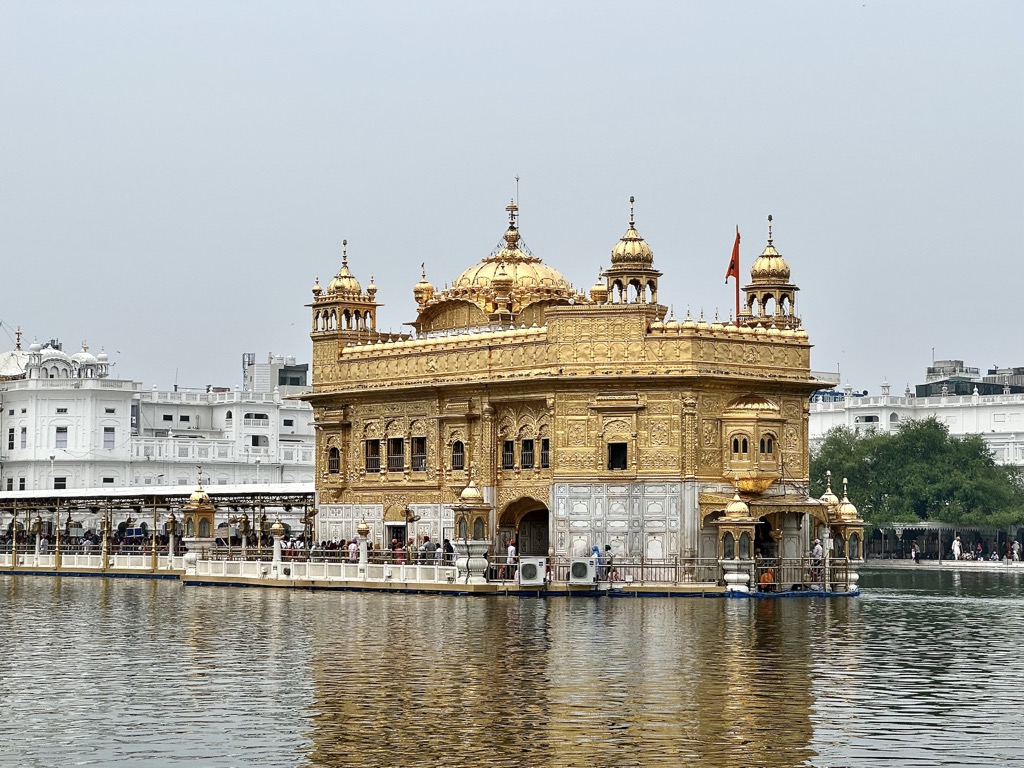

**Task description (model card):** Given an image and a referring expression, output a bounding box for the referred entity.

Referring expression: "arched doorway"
[498,496,549,556]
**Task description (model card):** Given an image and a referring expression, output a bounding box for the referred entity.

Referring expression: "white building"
[0,340,315,491]
[809,369,1024,467]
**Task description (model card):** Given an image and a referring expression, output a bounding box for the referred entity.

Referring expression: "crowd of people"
[909,536,1022,564]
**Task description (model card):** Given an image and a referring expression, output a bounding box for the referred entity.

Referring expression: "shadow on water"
[0,574,1022,767]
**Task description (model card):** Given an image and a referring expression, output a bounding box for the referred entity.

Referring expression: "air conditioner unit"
[569,557,596,584]
[518,556,546,586]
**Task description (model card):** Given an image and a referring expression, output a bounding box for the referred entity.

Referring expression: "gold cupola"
[310,239,388,349]
[819,470,840,515]
[739,215,800,330]
[601,196,663,307]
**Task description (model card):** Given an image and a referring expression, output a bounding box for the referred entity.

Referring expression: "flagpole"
[734,226,741,327]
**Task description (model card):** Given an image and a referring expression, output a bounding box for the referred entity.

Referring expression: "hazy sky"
[2,2,1021,393]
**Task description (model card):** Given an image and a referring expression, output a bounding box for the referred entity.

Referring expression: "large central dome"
[413,202,582,333]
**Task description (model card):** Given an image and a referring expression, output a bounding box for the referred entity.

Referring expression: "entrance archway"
[498,496,549,556]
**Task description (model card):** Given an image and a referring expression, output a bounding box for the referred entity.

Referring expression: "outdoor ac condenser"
[518,556,546,586]
[569,557,596,584]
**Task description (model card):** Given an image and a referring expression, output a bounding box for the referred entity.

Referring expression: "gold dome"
[725,492,751,519]
[836,478,860,520]
[610,196,654,266]
[433,202,577,316]
[460,480,484,503]
[413,263,434,305]
[589,270,609,303]
[819,471,840,510]
[749,217,791,283]
[327,240,363,294]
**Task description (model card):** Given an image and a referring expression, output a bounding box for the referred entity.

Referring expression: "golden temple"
[304,198,864,575]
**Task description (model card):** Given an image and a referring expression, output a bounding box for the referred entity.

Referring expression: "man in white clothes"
[951,535,962,561]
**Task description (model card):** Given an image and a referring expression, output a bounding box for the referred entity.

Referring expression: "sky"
[1,1,1021,393]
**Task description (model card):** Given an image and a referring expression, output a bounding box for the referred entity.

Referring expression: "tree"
[810,417,1024,526]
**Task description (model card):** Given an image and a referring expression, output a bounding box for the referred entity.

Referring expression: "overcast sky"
[1,1,1021,393]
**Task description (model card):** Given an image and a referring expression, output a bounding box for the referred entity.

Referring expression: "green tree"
[810,417,1024,526]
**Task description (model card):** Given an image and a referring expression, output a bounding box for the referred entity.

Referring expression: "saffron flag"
[725,227,740,283]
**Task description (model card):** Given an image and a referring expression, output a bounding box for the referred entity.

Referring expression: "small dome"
[366,274,377,297]
[749,243,792,283]
[327,240,362,294]
[413,264,435,305]
[312,275,322,295]
[460,480,484,503]
[725,492,750,518]
[97,350,109,362]
[188,487,211,505]
[29,341,42,353]
[39,344,70,363]
[71,342,97,365]
[589,270,609,303]
[819,472,840,510]
[610,196,654,266]
[836,478,859,520]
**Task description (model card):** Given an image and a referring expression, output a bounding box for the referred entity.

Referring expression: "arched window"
[849,533,861,560]
[472,517,485,540]
[226,410,233,420]
[732,437,740,454]
[741,437,748,454]
[739,532,751,560]
[451,441,465,471]
[458,516,468,539]
[723,532,735,559]
[327,447,340,474]
[759,435,775,456]
[199,519,211,538]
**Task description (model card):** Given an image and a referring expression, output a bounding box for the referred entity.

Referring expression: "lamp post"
[255,458,261,485]
[357,519,370,579]
[100,509,110,571]
[151,497,159,573]
[53,504,62,571]
[8,508,17,569]
[166,512,178,567]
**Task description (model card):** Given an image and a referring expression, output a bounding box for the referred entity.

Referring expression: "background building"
[0,339,315,491]
[809,363,1024,466]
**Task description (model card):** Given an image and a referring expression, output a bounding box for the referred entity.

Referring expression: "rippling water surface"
[0,569,1022,767]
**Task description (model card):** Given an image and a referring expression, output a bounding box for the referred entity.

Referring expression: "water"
[0,569,1021,767]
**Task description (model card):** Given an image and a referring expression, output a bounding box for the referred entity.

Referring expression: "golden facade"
[305,199,846,562]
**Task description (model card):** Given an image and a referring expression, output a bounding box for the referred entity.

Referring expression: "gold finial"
[421,262,427,280]
[196,465,204,490]
[505,199,518,228]
[342,239,348,267]
[767,214,773,245]
[629,195,635,228]
[15,325,21,351]
[842,476,849,496]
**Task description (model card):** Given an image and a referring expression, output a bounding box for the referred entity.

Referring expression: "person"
[603,544,614,581]
[348,538,358,562]
[975,542,983,562]
[504,538,517,580]
[420,535,437,560]
[442,538,455,564]
[951,535,962,561]
[811,538,823,584]
[911,540,920,564]
[1013,540,1021,562]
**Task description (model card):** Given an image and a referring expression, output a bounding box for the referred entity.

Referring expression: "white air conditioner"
[569,557,596,584]
[518,556,546,586]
